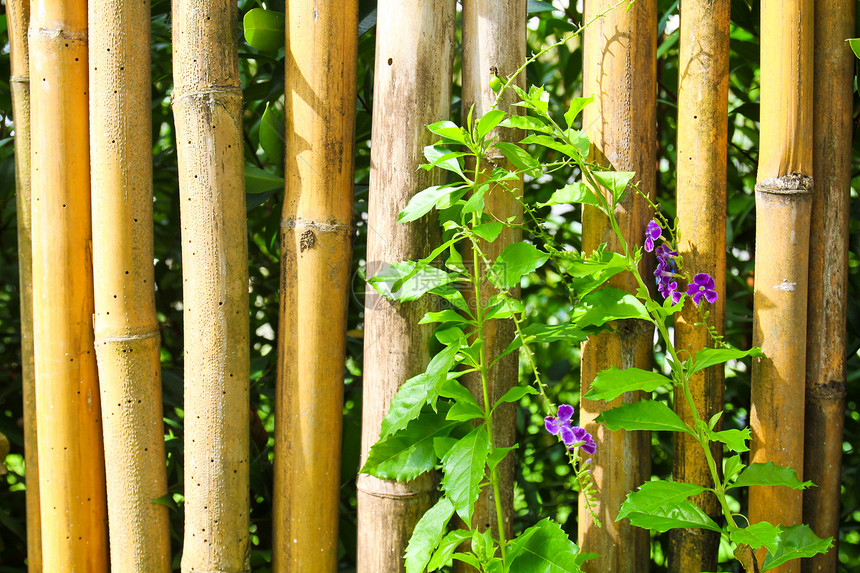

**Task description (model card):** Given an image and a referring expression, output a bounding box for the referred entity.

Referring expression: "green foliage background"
[0,0,858,570]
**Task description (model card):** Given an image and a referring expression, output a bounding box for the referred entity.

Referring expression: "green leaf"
[507,518,584,572]
[399,185,459,222]
[487,446,517,473]
[564,96,594,129]
[521,134,582,160]
[625,501,721,533]
[848,38,860,60]
[482,295,525,321]
[405,497,456,573]
[244,164,284,194]
[368,262,459,302]
[428,530,472,570]
[761,525,833,571]
[731,522,782,555]
[728,462,813,490]
[419,310,471,325]
[494,141,542,178]
[689,346,764,376]
[527,0,557,13]
[706,427,751,453]
[498,322,588,362]
[499,114,553,133]
[379,342,461,438]
[431,284,471,314]
[592,171,635,205]
[724,454,745,482]
[423,144,467,178]
[362,409,460,481]
[441,426,490,525]
[476,110,506,139]
[259,103,284,168]
[243,8,285,52]
[573,287,652,328]
[494,385,538,407]
[584,367,672,402]
[462,183,488,214]
[427,120,468,145]
[490,242,549,289]
[560,250,628,297]
[597,400,691,433]
[540,183,602,208]
[617,480,709,521]
[472,221,504,242]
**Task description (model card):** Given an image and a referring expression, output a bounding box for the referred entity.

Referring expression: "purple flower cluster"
[645,219,717,307]
[545,404,597,454]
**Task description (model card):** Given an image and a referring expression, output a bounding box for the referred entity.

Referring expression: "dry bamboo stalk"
[670,1,730,570]
[456,0,526,558]
[171,0,250,570]
[750,3,814,572]
[356,1,456,571]
[88,0,171,568]
[7,0,42,568]
[272,1,357,570]
[579,1,656,570]
[28,0,109,569]
[802,1,853,571]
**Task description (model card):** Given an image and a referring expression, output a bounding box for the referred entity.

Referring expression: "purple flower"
[545,405,597,454]
[686,273,718,306]
[544,404,574,436]
[644,220,662,252]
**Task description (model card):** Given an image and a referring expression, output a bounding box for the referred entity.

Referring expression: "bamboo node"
[170,85,242,106]
[355,473,436,499]
[281,217,353,235]
[94,328,161,344]
[755,173,813,195]
[30,26,88,42]
[10,74,30,84]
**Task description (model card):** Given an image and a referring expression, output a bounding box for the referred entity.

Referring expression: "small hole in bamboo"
[387,58,393,65]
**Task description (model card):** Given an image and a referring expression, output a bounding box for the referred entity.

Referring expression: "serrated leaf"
[592,171,635,205]
[476,110,506,139]
[428,530,472,570]
[243,8,285,52]
[362,408,461,481]
[761,525,833,571]
[441,426,490,525]
[494,141,542,178]
[379,342,461,438]
[368,262,459,302]
[728,462,813,490]
[259,102,284,168]
[472,221,504,242]
[405,497,456,573]
[423,144,467,178]
[427,120,468,144]
[584,367,672,402]
[617,480,709,521]
[706,427,751,452]
[597,400,691,433]
[731,522,782,555]
[490,242,549,289]
[482,295,525,321]
[559,250,628,296]
[625,501,721,533]
[507,518,584,572]
[564,96,594,129]
[689,346,764,376]
[431,284,471,314]
[487,446,517,473]
[573,287,652,327]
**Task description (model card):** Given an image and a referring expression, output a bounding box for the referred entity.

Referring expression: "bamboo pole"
[356,2,456,571]
[272,1,357,570]
[171,0,251,569]
[8,0,42,569]
[670,1,730,571]
[802,1,853,571]
[28,0,109,569]
[750,3,813,572]
[579,1,656,570]
[88,0,171,568]
[456,0,525,559]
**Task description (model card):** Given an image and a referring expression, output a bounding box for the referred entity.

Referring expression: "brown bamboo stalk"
[579,1,656,570]
[171,0,250,570]
[670,1,730,571]
[802,1,853,571]
[456,0,526,559]
[8,0,42,568]
[272,1,357,570]
[28,0,109,569]
[750,2,813,572]
[355,1,456,571]
[88,0,171,568]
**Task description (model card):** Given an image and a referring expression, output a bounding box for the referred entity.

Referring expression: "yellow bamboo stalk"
[457,0,526,556]
[579,1,656,570]
[670,1,730,571]
[272,1,357,570]
[749,5,813,572]
[802,1,854,571]
[355,2,456,571]
[28,0,108,569]
[8,0,42,568]
[88,0,171,568]
[171,0,250,570]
